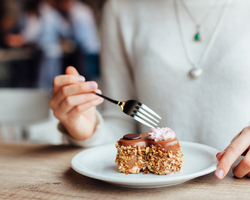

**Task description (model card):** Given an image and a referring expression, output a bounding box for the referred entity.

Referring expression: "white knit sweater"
[63,0,250,151]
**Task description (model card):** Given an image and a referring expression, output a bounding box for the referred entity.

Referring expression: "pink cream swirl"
[148,127,175,141]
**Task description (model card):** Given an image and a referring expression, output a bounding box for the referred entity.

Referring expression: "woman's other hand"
[49,66,104,140]
[215,126,250,179]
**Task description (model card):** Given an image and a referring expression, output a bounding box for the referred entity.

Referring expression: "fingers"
[57,93,100,115]
[216,130,247,161]
[65,66,79,76]
[67,97,104,122]
[215,127,250,179]
[53,74,86,95]
[52,66,84,95]
[50,81,99,110]
[232,150,250,178]
[53,93,103,122]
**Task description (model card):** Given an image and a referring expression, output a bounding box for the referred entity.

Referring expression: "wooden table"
[0,142,249,200]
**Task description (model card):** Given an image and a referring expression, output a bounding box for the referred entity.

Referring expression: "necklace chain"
[174,0,232,78]
[179,0,217,27]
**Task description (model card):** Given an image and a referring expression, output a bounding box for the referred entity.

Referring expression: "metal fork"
[95,93,161,128]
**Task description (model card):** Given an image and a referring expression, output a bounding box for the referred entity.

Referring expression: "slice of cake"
[115,127,183,175]
[115,133,147,174]
[146,127,183,175]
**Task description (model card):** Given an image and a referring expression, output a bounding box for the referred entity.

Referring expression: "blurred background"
[0,0,106,144]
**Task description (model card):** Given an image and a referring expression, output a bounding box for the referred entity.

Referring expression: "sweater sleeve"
[62,0,137,147]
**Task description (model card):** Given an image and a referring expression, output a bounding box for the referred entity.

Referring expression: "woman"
[49,0,250,180]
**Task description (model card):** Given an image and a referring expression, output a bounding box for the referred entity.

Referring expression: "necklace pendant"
[189,68,203,78]
[194,32,201,41]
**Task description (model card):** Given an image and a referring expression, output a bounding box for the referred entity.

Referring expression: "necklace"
[179,0,217,42]
[174,0,232,78]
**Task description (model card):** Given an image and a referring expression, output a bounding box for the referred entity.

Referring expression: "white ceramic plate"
[71,141,219,188]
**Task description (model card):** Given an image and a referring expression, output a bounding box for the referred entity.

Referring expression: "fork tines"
[131,102,161,128]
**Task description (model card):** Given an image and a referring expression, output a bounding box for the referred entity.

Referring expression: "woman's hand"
[215,126,250,179]
[49,66,104,140]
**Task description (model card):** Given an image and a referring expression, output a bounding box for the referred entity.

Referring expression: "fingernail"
[215,169,224,179]
[95,89,102,94]
[77,76,85,82]
[88,82,97,89]
[98,97,103,101]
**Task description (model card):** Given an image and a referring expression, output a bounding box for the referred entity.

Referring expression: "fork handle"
[95,93,119,105]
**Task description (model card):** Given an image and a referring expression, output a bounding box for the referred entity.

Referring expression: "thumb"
[65,66,80,76]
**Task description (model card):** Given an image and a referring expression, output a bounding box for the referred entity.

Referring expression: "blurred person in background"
[0,0,42,88]
[0,0,23,49]
[0,2,26,87]
[53,0,100,81]
[37,0,100,89]
[0,0,100,89]
[37,0,65,90]
[0,0,64,89]
[20,0,42,47]
[0,14,23,48]
[18,0,43,88]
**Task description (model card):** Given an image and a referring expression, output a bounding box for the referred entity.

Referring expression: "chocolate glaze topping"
[119,133,181,152]
[123,134,142,140]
